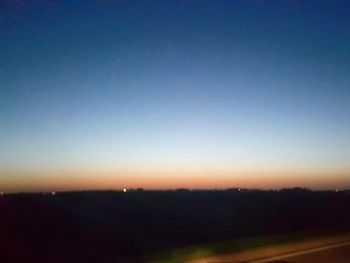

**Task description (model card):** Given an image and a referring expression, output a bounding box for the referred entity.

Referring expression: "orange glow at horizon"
[2,167,350,193]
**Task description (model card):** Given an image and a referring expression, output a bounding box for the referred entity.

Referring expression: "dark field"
[1,189,350,263]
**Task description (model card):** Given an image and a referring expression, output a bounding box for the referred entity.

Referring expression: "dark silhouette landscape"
[1,188,350,263]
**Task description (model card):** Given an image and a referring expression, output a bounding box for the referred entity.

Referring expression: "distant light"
[0,192,4,196]
[238,188,241,192]
[52,192,56,195]
[336,189,339,192]
[123,188,127,193]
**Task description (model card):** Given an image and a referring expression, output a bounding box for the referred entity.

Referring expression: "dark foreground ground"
[268,244,350,263]
[1,189,350,263]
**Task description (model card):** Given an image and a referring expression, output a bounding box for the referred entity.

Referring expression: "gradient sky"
[1,0,350,192]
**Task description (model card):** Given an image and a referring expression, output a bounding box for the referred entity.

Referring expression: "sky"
[1,0,350,192]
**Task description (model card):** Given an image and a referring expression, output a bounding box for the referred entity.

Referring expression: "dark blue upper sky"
[1,0,350,191]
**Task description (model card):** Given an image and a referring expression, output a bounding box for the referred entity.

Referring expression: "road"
[189,232,350,263]
[250,242,350,263]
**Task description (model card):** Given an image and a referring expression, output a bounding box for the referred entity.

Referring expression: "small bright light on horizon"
[0,192,4,196]
[123,188,127,193]
[52,191,56,195]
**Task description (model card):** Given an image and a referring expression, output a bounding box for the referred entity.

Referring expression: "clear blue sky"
[1,0,350,191]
